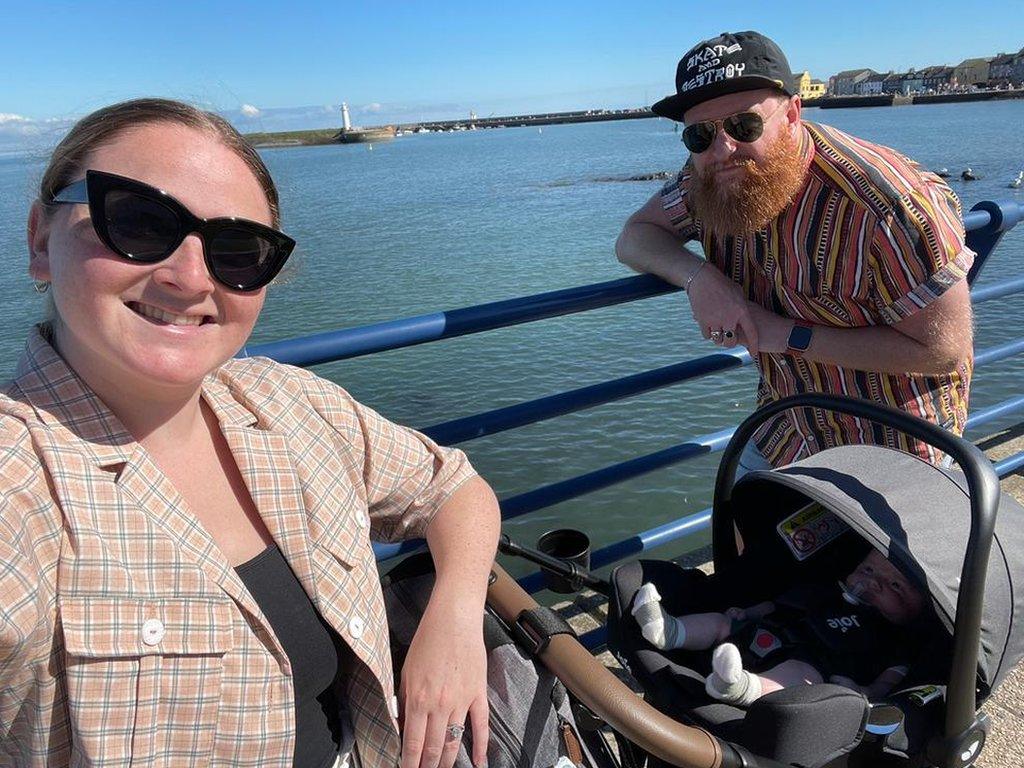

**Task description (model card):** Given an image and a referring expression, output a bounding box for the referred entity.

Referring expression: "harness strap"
[511,607,577,655]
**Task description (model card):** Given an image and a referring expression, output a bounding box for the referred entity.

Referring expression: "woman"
[1,98,500,768]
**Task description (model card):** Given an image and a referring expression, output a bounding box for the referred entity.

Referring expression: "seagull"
[1009,172,1023,189]
[961,168,978,181]
[935,168,951,178]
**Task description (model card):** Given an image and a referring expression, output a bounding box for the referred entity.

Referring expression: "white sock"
[705,643,762,706]
[631,582,687,650]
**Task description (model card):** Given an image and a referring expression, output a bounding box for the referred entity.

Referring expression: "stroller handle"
[486,562,790,768]
[712,393,1000,746]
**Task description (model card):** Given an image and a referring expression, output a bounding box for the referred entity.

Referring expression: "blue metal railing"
[243,199,1024,620]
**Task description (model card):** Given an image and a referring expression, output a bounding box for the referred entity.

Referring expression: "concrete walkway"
[553,429,1024,767]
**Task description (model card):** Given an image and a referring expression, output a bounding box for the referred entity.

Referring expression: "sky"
[2,0,1022,151]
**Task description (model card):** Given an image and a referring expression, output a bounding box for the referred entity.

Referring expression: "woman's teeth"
[131,302,207,326]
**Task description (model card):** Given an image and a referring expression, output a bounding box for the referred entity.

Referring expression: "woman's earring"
[33,280,50,294]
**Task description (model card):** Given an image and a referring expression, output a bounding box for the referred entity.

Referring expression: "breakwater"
[401,107,653,132]
[806,88,1024,109]
[245,89,1024,148]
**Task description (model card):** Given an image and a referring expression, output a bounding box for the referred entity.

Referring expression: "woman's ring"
[710,329,723,342]
[724,330,735,340]
[446,724,465,742]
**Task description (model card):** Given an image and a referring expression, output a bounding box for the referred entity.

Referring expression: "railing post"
[967,200,1024,285]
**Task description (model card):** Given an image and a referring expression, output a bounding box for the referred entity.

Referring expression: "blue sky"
[2,1,1022,150]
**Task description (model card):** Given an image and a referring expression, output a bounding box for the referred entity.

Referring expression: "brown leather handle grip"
[487,563,725,768]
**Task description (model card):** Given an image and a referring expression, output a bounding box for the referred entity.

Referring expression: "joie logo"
[827,615,862,633]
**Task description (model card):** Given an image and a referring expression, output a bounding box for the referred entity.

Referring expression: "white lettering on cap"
[680,62,745,92]
[687,42,743,71]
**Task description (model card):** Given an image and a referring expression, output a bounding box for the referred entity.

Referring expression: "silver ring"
[445,724,465,743]
[710,329,723,342]
[724,330,735,340]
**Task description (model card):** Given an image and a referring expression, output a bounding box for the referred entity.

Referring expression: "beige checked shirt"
[0,328,476,768]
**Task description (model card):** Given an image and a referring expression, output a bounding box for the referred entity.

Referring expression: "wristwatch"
[786,320,813,354]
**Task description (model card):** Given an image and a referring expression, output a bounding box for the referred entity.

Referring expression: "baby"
[631,549,926,705]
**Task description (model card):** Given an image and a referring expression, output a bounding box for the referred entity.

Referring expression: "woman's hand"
[399,600,489,768]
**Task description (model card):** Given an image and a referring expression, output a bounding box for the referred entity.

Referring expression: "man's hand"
[687,267,763,355]
[732,302,795,355]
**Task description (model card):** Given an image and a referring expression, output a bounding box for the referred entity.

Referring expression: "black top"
[741,582,922,684]
[235,545,354,768]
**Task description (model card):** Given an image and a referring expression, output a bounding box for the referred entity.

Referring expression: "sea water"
[1,101,1022,576]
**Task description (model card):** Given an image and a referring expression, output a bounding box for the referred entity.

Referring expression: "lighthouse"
[341,102,352,132]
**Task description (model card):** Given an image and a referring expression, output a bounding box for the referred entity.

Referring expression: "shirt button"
[349,616,365,639]
[807,435,816,443]
[389,695,400,719]
[141,618,165,646]
[355,510,368,528]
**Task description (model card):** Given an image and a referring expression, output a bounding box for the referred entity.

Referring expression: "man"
[616,30,974,468]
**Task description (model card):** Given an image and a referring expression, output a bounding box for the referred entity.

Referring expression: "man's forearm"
[800,323,969,375]
[615,222,704,286]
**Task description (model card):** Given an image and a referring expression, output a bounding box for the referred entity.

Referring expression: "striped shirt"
[661,122,974,464]
[0,328,476,768]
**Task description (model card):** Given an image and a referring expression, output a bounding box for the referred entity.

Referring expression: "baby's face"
[845,550,925,625]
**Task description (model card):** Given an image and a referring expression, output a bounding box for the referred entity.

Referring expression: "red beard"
[688,130,808,237]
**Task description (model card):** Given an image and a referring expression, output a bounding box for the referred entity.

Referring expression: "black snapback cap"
[652,31,795,122]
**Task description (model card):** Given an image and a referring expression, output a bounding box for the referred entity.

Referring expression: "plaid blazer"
[0,328,476,768]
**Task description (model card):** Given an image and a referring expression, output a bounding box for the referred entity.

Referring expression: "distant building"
[900,68,924,95]
[989,53,1015,87]
[920,65,955,92]
[831,68,875,95]
[953,57,992,89]
[1010,48,1024,87]
[881,72,904,95]
[858,71,888,95]
[793,70,827,100]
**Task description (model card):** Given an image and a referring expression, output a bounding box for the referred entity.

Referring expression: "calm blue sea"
[2,101,1023,577]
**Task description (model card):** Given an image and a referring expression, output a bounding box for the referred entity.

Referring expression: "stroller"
[603,394,1024,767]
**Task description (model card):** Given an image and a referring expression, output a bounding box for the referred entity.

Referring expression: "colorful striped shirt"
[660,122,974,464]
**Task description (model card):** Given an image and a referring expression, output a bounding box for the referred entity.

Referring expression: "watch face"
[788,323,813,352]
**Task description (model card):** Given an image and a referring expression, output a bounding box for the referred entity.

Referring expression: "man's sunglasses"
[681,101,787,154]
[50,170,295,292]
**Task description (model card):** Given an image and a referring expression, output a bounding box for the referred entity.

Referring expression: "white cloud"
[0,112,77,152]
[361,102,383,113]
[240,104,261,118]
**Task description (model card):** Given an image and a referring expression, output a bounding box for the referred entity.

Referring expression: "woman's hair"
[39,97,281,227]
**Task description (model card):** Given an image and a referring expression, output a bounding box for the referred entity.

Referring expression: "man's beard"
[688,130,807,237]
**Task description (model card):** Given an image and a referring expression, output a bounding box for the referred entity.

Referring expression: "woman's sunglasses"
[681,100,787,155]
[50,170,295,292]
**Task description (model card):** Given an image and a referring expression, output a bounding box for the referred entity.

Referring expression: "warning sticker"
[749,629,782,658]
[777,501,849,561]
